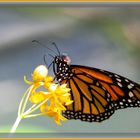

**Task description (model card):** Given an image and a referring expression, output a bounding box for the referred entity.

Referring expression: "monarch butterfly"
[33,40,140,122]
[53,54,140,122]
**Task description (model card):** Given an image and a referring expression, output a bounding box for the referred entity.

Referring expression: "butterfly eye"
[61,54,71,65]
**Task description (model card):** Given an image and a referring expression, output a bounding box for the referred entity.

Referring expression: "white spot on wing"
[119,102,123,105]
[130,83,134,87]
[128,85,133,89]
[115,74,120,78]
[125,79,129,82]
[129,92,134,98]
[122,99,126,102]
[118,82,122,87]
[116,78,121,82]
[128,99,132,103]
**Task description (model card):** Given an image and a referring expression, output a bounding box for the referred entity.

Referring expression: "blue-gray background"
[0,5,140,136]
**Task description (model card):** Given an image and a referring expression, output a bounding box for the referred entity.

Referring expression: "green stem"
[21,85,34,114]
[18,87,30,116]
[10,116,22,133]
[11,85,34,133]
[23,104,37,116]
[23,97,49,116]
[24,113,45,118]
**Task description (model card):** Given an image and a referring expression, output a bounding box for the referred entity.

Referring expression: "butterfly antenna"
[52,42,61,56]
[43,54,48,67]
[48,53,55,59]
[47,53,55,69]
[32,40,58,56]
[43,54,55,69]
[48,61,53,69]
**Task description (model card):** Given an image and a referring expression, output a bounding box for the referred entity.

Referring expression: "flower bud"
[32,65,48,82]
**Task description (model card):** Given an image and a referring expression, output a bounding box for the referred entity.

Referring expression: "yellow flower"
[23,65,73,125]
[11,64,74,134]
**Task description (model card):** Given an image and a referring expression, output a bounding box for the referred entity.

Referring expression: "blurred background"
[0,5,140,137]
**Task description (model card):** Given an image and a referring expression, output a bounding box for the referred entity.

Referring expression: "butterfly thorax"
[53,54,73,82]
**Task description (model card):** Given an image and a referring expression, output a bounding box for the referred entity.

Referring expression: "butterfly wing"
[61,65,140,122]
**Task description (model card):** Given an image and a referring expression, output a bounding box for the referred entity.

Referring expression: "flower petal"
[29,92,46,104]
[24,75,33,85]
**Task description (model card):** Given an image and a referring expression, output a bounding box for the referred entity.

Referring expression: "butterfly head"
[53,53,72,82]
[54,53,71,65]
